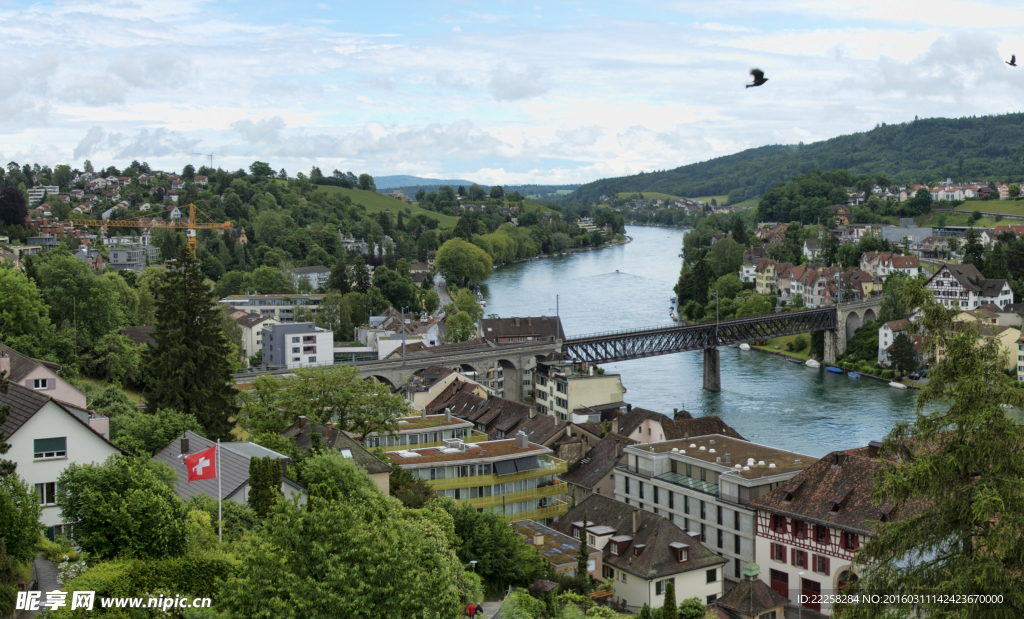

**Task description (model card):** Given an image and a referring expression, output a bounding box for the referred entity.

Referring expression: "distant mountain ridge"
[374,175,479,190]
[567,113,1024,204]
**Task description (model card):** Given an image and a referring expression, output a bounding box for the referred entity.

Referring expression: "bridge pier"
[502,367,523,402]
[703,348,721,392]
[824,330,843,364]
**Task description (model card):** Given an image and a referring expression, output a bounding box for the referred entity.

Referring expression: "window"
[610,543,619,556]
[684,495,690,514]
[685,463,691,477]
[760,612,777,619]
[625,477,630,495]
[717,528,723,548]
[308,356,316,363]
[734,511,741,531]
[700,500,706,520]
[772,543,786,562]
[655,578,674,596]
[639,483,644,500]
[842,531,859,551]
[815,525,829,544]
[734,534,741,554]
[653,486,659,505]
[291,336,300,343]
[36,482,57,505]
[602,565,614,580]
[668,491,674,510]
[706,568,717,584]
[700,467,707,482]
[717,505,723,525]
[700,523,706,541]
[814,554,831,575]
[34,438,66,459]
[620,571,627,583]
[588,534,596,545]
[793,549,807,568]
[32,378,48,390]
[706,594,717,604]
[793,520,806,539]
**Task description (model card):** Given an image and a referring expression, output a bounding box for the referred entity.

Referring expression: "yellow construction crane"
[69,203,232,257]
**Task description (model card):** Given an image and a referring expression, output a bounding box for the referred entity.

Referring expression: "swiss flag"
[185,445,217,483]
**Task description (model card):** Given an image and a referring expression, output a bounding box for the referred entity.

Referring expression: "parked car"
[909,372,921,380]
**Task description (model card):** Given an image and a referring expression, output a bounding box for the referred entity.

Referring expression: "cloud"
[358,75,396,90]
[692,21,758,32]
[488,64,551,101]
[109,128,201,159]
[74,126,105,160]
[316,2,330,8]
[434,70,471,90]
[231,116,287,144]
[452,25,461,32]
[557,125,604,147]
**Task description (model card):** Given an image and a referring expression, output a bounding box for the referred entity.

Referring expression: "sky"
[3,0,1024,186]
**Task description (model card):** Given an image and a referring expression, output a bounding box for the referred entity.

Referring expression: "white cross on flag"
[185,445,217,483]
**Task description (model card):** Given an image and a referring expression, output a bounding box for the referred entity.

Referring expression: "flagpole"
[217,439,222,544]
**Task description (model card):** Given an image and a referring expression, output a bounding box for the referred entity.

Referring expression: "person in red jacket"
[467,602,476,617]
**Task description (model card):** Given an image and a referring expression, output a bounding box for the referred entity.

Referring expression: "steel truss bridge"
[563,307,837,364]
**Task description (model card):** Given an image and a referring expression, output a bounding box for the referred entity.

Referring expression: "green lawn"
[952,200,1024,215]
[920,211,1002,228]
[316,185,460,228]
[751,334,812,360]
[726,197,759,209]
[693,194,728,205]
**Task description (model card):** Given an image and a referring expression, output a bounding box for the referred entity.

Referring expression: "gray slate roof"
[280,420,393,475]
[0,343,61,382]
[479,316,563,341]
[554,494,726,580]
[151,430,293,501]
[559,433,635,490]
[713,576,788,616]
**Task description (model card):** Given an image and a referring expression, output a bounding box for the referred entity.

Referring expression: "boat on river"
[739,343,751,351]
[805,359,820,368]
[848,372,860,378]
[786,357,804,364]
[889,381,908,390]
[825,366,843,374]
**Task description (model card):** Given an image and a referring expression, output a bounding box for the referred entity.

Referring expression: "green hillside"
[568,113,1024,204]
[315,185,459,228]
[615,191,684,201]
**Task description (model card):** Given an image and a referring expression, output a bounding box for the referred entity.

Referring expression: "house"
[954,304,1023,328]
[402,365,491,411]
[612,407,745,445]
[884,255,919,279]
[709,563,788,619]
[802,239,822,261]
[559,433,636,503]
[924,263,1013,310]
[169,207,182,219]
[555,494,728,610]
[478,316,564,343]
[152,431,307,505]
[754,260,779,295]
[235,312,282,358]
[877,319,912,365]
[0,382,127,538]
[290,265,331,291]
[72,248,104,272]
[0,345,88,408]
[513,520,602,577]
[920,236,949,258]
[219,293,327,323]
[832,205,852,225]
[386,432,569,522]
[280,417,392,494]
[615,435,816,584]
[261,322,333,368]
[748,445,919,615]
[357,406,488,454]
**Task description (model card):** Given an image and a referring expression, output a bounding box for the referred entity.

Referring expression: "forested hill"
[567,113,1024,204]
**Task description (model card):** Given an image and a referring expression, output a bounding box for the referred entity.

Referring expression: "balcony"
[655,471,720,497]
[462,481,568,510]
[514,499,569,522]
[381,429,489,452]
[616,464,653,480]
[428,457,568,490]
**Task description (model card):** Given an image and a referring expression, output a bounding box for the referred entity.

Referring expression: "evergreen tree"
[835,290,1024,618]
[984,241,1010,280]
[823,232,840,267]
[352,259,371,293]
[662,580,677,619]
[730,216,748,246]
[247,457,282,518]
[576,510,589,580]
[638,604,652,619]
[327,254,351,293]
[889,331,918,376]
[961,228,985,266]
[143,246,239,439]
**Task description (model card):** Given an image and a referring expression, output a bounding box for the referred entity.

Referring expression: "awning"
[494,460,518,476]
[514,456,540,473]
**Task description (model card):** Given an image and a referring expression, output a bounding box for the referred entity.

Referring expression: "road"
[434,272,453,308]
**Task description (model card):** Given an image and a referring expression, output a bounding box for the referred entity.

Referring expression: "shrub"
[791,335,807,352]
[882,369,895,379]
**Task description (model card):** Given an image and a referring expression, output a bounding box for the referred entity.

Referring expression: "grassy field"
[920,211,1002,228]
[693,195,728,205]
[316,185,460,228]
[751,334,812,360]
[952,200,1024,215]
[727,197,759,209]
[74,376,144,403]
[616,191,684,201]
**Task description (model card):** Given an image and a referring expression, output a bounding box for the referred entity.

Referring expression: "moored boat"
[805,359,820,368]
[848,372,860,378]
[739,343,751,351]
[786,357,804,364]
[889,381,908,389]
[825,366,843,374]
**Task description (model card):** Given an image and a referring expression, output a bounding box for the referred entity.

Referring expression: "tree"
[316,292,354,342]
[489,185,505,200]
[358,173,375,191]
[454,288,484,322]
[638,604,653,619]
[326,255,351,293]
[0,265,50,341]
[0,473,42,564]
[707,237,745,278]
[445,311,476,343]
[731,217,748,245]
[279,365,408,437]
[57,455,190,559]
[662,580,677,619]
[714,273,743,300]
[109,407,205,458]
[834,293,1024,618]
[424,288,440,315]
[576,517,590,581]
[792,292,805,308]
[352,259,372,293]
[678,598,708,619]
[436,238,493,286]
[888,331,918,376]
[35,246,126,346]
[388,463,435,509]
[221,482,471,619]
[823,232,840,266]
[1010,183,1021,199]
[83,160,94,174]
[735,294,772,318]
[89,332,141,383]
[249,161,274,178]
[550,232,573,253]
[0,188,27,227]
[143,246,239,440]
[984,241,1010,280]
[961,228,985,266]
[371,266,417,310]
[0,370,12,479]
[248,456,283,518]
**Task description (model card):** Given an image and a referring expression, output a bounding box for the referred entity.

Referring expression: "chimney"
[529,407,537,419]
[88,416,109,440]
[0,353,9,377]
[533,533,544,546]
[632,509,641,534]
[615,441,623,458]
[725,452,731,463]
[610,418,618,435]
[626,403,632,413]
[527,317,532,327]
[298,416,307,429]
[868,440,883,457]
[515,431,528,449]
[180,437,190,454]
[445,408,451,423]
[421,408,427,419]
[566,425,572,438]
[324,422,333,439]
[673,408,678,416]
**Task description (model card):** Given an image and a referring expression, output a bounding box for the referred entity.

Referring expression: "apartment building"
[386,432,569,522]
[614,436,817,584]
[261,322,334,369]
[533,361,625,422]
[358,408,488,451]
[219,294,327,322]
[107,245,162,272]
[290,265,331,290]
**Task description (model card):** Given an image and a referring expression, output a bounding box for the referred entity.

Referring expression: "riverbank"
[748,337,922,389]
[492,235,632,270]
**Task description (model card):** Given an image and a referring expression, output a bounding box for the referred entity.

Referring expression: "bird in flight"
[1008,54,1017,67]
[747,68,769,88]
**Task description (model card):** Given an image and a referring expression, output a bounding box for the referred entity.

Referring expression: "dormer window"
[610,543,619,556]
[670,542,689,563]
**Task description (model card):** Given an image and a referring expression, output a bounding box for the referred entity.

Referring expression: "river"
[479,225,922,458]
